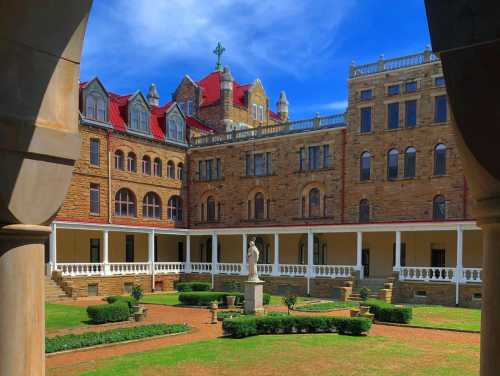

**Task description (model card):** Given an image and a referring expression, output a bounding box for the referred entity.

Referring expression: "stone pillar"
[242,233,248,275]
[394,230,402,272]
[102,230,109,275]
[272,233,280,276]
[307,231,314,295]
[49,222,57,274]
[455,225,463,305]
[356,231,363,280]
[185,235,191,273]
[148,230,155,290]
[211,233,218,288]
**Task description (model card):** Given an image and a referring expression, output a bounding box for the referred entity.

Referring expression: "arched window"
[142,155,151,175]
[387,149,399,179]
[127,152,137,172]
[309,188,321,217]
[143,192,161,219]
[167,161,175,178]
[207,196,216,222]
[360,152,371,181]
[404,147,416,178]
[115,188,136,217]
[433,195,446,220]
[359,199,370,223]
[86,95,96,119]
[114,150,124,170]
[434,144,446,176]
[254,193,265,220]
[177,163,184,180]
[153,158,162,177]
[167,196,183,221]
[97,98,107,121]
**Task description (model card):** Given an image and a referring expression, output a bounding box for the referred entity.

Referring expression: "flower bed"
[222,316,372,338]
[364,299,413,324]
[46,323,189,353]
[295,301,358,312]
[178,291,271,306]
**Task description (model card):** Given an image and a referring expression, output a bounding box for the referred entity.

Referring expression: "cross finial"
[213,42,225,71]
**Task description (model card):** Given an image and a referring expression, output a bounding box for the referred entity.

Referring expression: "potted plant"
[130,284,144,313]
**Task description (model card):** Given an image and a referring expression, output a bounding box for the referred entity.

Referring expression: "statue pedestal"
[244,280,265,315]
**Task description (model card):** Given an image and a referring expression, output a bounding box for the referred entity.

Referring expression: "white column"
[49,222,57,274]
[242,233,248,275]
[456,225,464,305]
[307,230,314,294]
[148,231,155,291]
[103,230,109,275]
[185,235,191,273]
[356,231,363,280]
[272,233,280,276]
[211,232,218,288]
[394,230,402,272]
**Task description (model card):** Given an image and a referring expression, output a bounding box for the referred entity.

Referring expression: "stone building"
[49,49,482,307]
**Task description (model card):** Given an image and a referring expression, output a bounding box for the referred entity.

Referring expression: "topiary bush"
[175,282,211,292]
[87,302,130,324]
[106,296,137,314]
[178,291,270,306]
[223,315,372,338]
[364,299,413,324]
[130,284,144,302]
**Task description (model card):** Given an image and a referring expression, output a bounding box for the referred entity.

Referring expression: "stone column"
[356,231,363,279]
[272,233,280,276]
[307,231,314,294]
[394,230,402,272]
[455,225,463,305]
[242,233,248,275]
[102,230,109,275]
[185,235,192,273]
[49,222,57,275]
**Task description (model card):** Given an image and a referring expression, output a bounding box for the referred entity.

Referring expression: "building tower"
[220,66,234,131]
[277,90,289,122]
[147,83,160,106]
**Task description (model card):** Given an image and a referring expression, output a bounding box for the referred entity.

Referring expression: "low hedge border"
[178,291,271,306]
[176,282,211,292]
[106,296,137,314]
[222,316,372,338]
[87,302,130,324]
[364,299,413,324]
[45,323,189,353]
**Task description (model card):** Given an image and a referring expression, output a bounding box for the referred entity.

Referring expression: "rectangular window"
[90,239,100,263]
[254,153,265,176]
[125,235,134,263]
[215,158,221,178]
[258,105,264,121]
[266,152,272,175]
[187,100,193,116]
[435,76,445,87]
[199,160,205,181]
[405,100,417,128]
[252,104,257,120]
[405,81,417,93]
[179,102,186,114]
[299,148,306,171]
[308,146,320,170]
[387,102,400,129]
[246,153,254,176]
[360,89,372,101]
[435,95,448,122]
[90,184,100,215]
[360,107,372,133]
[206,159,213,181]
[90,138,100,166]
[322,144,331,168]
[388,84,400,95]
[431,249,446,268]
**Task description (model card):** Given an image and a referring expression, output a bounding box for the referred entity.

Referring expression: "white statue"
[247,239,261,282]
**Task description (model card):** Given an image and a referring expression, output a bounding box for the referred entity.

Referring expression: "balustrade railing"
[155,262,185,274]
[399,267,456,282]
[109,262,150,275]
[312,265,355,278]
[257,264,274,276]
[280,264,308,277]
[55,263,103,277]
[191,262,212,273]
[462,268,482,283]
[217,263,243,274]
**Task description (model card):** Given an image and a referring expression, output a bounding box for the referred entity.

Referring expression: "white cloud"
[320,100,348,111]
[82,0,355,79]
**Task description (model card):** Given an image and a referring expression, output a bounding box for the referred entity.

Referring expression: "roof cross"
[213,42,225,71]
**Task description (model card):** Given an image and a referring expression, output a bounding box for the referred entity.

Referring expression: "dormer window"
[167,115,185,143]
[187,99,193,116]
[130,107,149,133]
[85,94,107,122]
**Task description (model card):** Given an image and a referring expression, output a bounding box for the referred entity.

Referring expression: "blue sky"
[81,0,431,120]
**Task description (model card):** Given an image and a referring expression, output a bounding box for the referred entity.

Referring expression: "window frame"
[433,195,446,220]
[90,183,100,215]
[360,152,371,181]
[114,150,124,170]
[434,95,448,123]
[405,99,417,128]
[115,188,136,217]
[387,102,400,130]
[143,192,161,219]
[360,107,372,133]
[387,149,399,180]
[434,144,447,176]
[168,196,183,221]
[90,138,100,166]
[359,199,370,223]
[404,147,417,178]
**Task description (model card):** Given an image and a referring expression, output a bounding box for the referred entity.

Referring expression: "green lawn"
[45,303,89,331]
[295,301,358,311]
[49,333,479,376]
[410,305,481,332]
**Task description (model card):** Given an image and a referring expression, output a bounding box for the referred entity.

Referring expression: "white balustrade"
[191,262,212,273]
[217,263,242,274]
[280,264,308,277]
[109,262,150,275]
[56,263,103,277]
[399,266,456,282]
[312,265,355,278]
[155,262,185,274]
[257,264,274,276]
[462,268,482,283]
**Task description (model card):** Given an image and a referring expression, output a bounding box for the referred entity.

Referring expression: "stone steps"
[45,277,71,303]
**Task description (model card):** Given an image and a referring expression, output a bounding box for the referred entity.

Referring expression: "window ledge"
[430,174,448,179]
[400,176,417,181]
[433,120,450,125]
[384,127,402,132]
[358,179,373,184]
[89,213,101,217]
[358,131,374,136]
[240,174,276,179]
[295,167,334,174]
[241,219,274,224]
[292,216,335,221]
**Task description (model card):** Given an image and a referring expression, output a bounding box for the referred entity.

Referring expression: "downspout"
[107,130,112,224]
[341,128,346,224]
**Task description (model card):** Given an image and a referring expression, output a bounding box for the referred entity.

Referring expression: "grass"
[410,305,481,332]
[45,303,89,331]
[295,301,358,311]
[49,332,479,376]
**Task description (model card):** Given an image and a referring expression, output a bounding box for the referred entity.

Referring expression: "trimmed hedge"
[178,291,270,306]
[106,296,137,314]
[364,299,413,324]
[223,315,371,338]
[87,302,130,324]
[46,323,189,353]
[176,282,211,292]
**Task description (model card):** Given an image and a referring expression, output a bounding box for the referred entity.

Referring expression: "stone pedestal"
[244,280,265,315]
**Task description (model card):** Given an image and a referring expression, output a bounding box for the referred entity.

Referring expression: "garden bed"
[295,301,358,312]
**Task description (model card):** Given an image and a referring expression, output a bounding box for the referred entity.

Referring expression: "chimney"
[147,83,160,106]
[220,66,234,131]
[276,90,289,121]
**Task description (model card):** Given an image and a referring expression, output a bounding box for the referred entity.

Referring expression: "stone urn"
[209,301,218,310]
[132,304,141,313]
[359,305,371,315]
[134,312,144,322]
[226,295,236,308]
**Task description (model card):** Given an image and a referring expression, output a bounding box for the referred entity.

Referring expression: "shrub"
[87,302,130,324]
[106,296,137,314]
[178,291,270,306]
[364,299,413,324]
[217,310,243,320]
[359,287,371,301]
[46,323,189,353]
[223,315,371,338]
[282,295,298,315]
[176,282,211,292]
[223,280,242,292]
[130,284,144,302]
